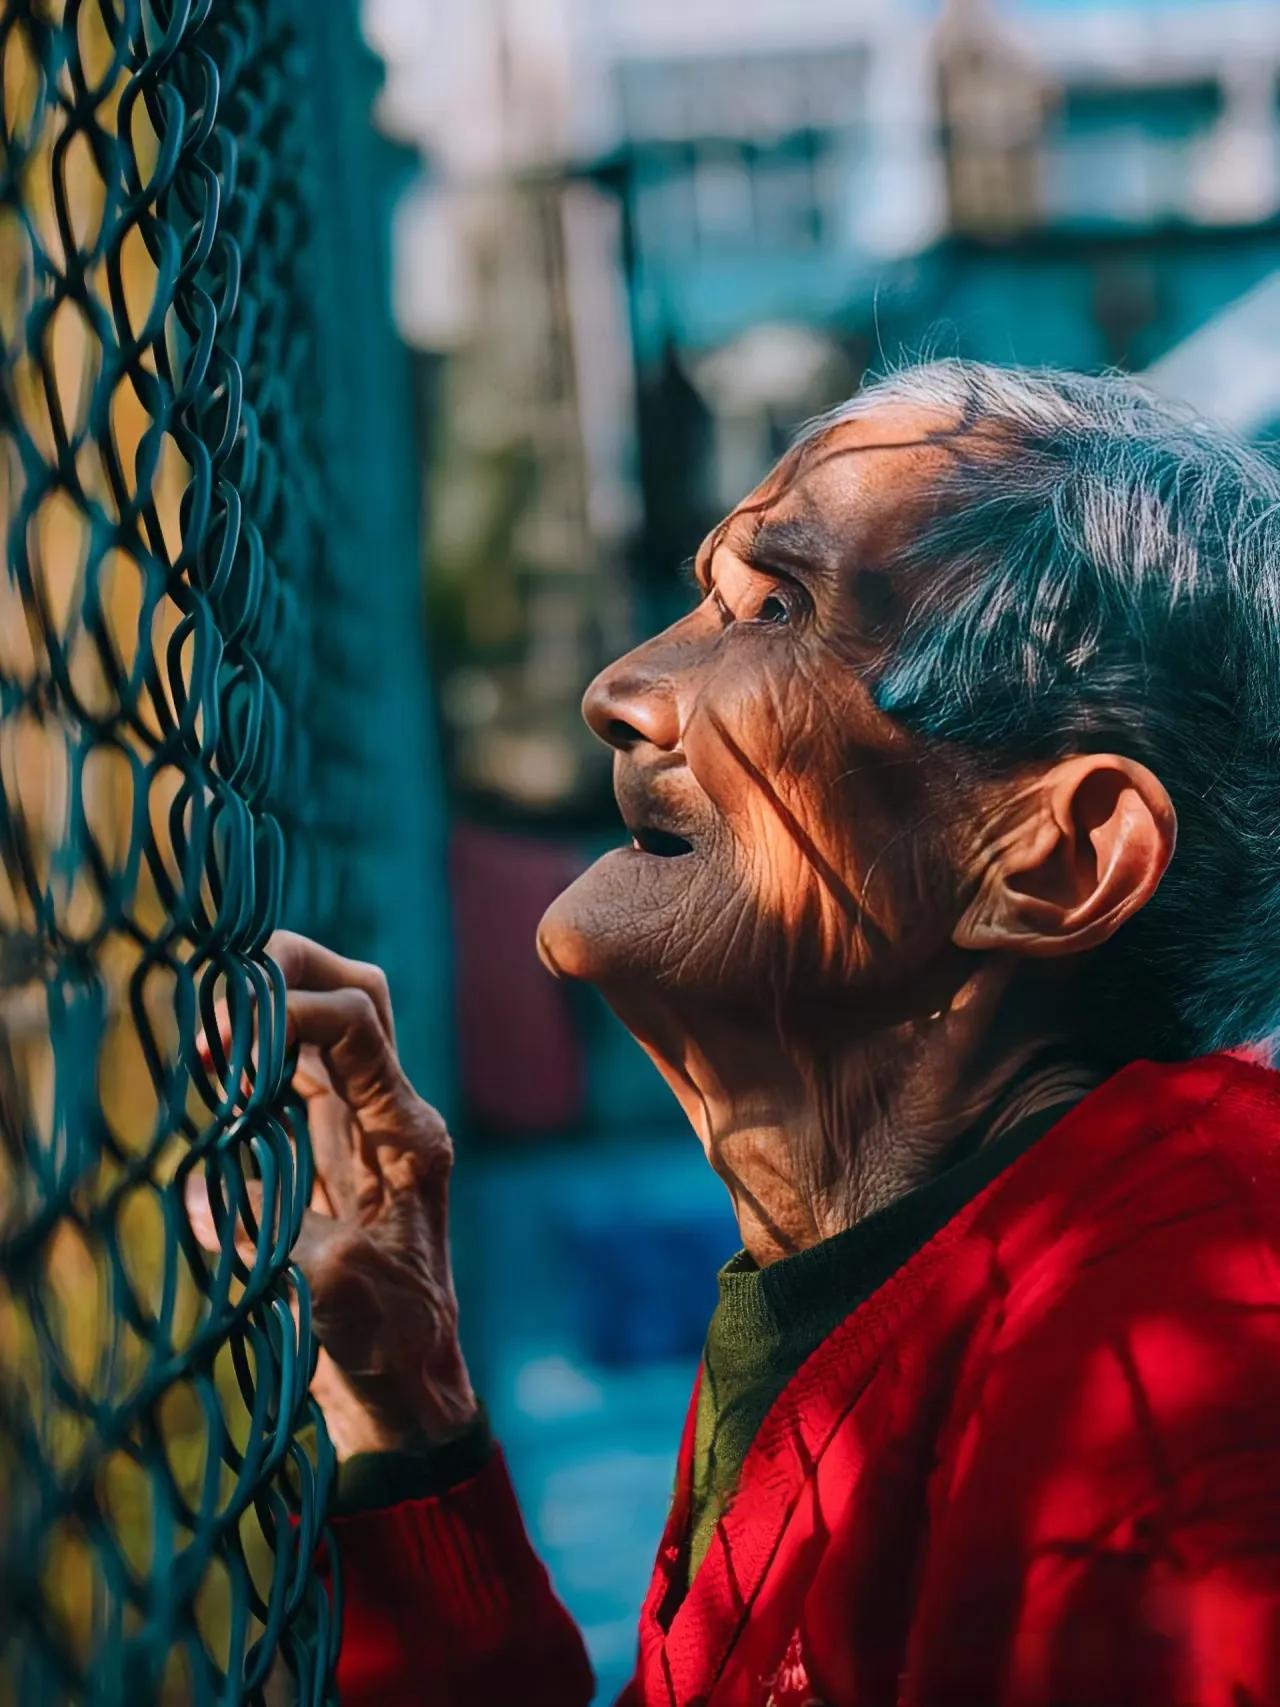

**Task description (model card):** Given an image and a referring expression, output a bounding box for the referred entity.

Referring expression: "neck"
[609,967,1099,1267]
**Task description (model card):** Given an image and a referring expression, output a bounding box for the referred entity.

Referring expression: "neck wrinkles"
[620,969,1101,1268]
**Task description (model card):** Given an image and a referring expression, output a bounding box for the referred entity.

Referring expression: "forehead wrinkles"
[790,416,976,564]
[702,439,812,563]
[705,406,973,575]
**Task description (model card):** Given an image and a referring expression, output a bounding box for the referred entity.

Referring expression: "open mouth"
[629,826,694,858]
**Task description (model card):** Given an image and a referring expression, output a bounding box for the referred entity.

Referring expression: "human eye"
[746,574,812,629]
[755,589,792,625]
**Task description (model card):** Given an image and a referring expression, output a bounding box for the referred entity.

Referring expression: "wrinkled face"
[538,403,975,1019]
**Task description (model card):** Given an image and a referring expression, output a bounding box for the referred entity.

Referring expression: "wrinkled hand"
[190,930,477,1459]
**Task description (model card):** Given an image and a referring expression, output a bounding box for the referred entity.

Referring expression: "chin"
[536,844,694,986]
[535,884,600,982]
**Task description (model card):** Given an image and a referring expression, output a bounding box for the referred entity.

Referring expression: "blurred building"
[357,10,1280,1696]
[356,0,1280,1130]
[366,0,1280,829]
[360,0,1280,1142]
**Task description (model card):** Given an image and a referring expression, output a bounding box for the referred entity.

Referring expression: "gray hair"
[798,358,1280,1062]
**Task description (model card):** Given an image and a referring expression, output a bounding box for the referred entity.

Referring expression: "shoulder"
[979,1051,1280,1324]
[947,1054,1280,1525]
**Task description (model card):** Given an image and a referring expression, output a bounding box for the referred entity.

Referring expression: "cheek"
[683,651,941,986]
[751,792,890,986]
[680,665,874,978]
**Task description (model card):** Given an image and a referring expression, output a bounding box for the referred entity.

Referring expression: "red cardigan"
[332,1053,1280,1706]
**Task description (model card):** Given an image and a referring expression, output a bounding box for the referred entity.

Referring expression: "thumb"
[182,1171,348,1286]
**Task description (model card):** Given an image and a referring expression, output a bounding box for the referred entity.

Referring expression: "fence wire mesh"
[0,1,345,1699]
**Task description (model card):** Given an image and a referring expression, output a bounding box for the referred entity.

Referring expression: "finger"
[183,1169,310,1261]
[306,1092,362,1221]
[283,987,415,1129]
[284,986,419,1209]
[197,989,398,1219]
[185,1171,241,1256]
[291,1200,356,1284]
[292,1041,335,1100]
[183,1171,347,1281]
[267,930,398,1048]
[195,1001,225,1070]
[199,1000,336,1113]
[195,997,255,1103]
[287,1044,362,1218]
[285,984,453,1209]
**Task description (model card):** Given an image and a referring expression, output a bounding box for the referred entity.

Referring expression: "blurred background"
[351,0,1279,1695]
[3,0,1273,1693]
[5,0,1276,1686]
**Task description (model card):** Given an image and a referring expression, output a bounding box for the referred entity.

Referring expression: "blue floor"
[455,1132,739,1703]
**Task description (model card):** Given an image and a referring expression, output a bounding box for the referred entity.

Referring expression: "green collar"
[686,1093,1083,1584]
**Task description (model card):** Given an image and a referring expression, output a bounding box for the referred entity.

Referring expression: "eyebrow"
[688,509,841,595]
[740,515,838,587]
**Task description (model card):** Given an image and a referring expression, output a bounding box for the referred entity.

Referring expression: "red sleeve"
[906,1176,1280,1707]
[331,1446,595,1707]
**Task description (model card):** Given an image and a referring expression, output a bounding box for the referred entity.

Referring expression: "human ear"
[953,754,1177,958]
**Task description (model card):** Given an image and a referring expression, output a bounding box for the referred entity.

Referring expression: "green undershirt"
[332,1404,495,1517]
[685,1096,1081,1583]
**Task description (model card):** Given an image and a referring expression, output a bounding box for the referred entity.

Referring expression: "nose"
[582,640,682,753]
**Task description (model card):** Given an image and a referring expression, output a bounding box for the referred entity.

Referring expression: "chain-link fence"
[0,2,446,1700]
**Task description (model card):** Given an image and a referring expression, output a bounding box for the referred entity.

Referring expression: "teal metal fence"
[0,2,446,1700]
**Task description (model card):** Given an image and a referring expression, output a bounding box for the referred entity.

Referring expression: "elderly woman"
[279,363,1280,1706]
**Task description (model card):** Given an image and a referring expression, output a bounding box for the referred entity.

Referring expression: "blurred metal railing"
[0,2,357,1698]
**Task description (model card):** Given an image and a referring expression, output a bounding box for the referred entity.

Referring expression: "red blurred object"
[450,822,586,1134]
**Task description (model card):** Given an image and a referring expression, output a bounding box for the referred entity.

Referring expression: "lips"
[615,768,697,859]
[629,825,694,858]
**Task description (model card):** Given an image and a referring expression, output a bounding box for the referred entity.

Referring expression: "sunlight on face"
[538,402,973,1019]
